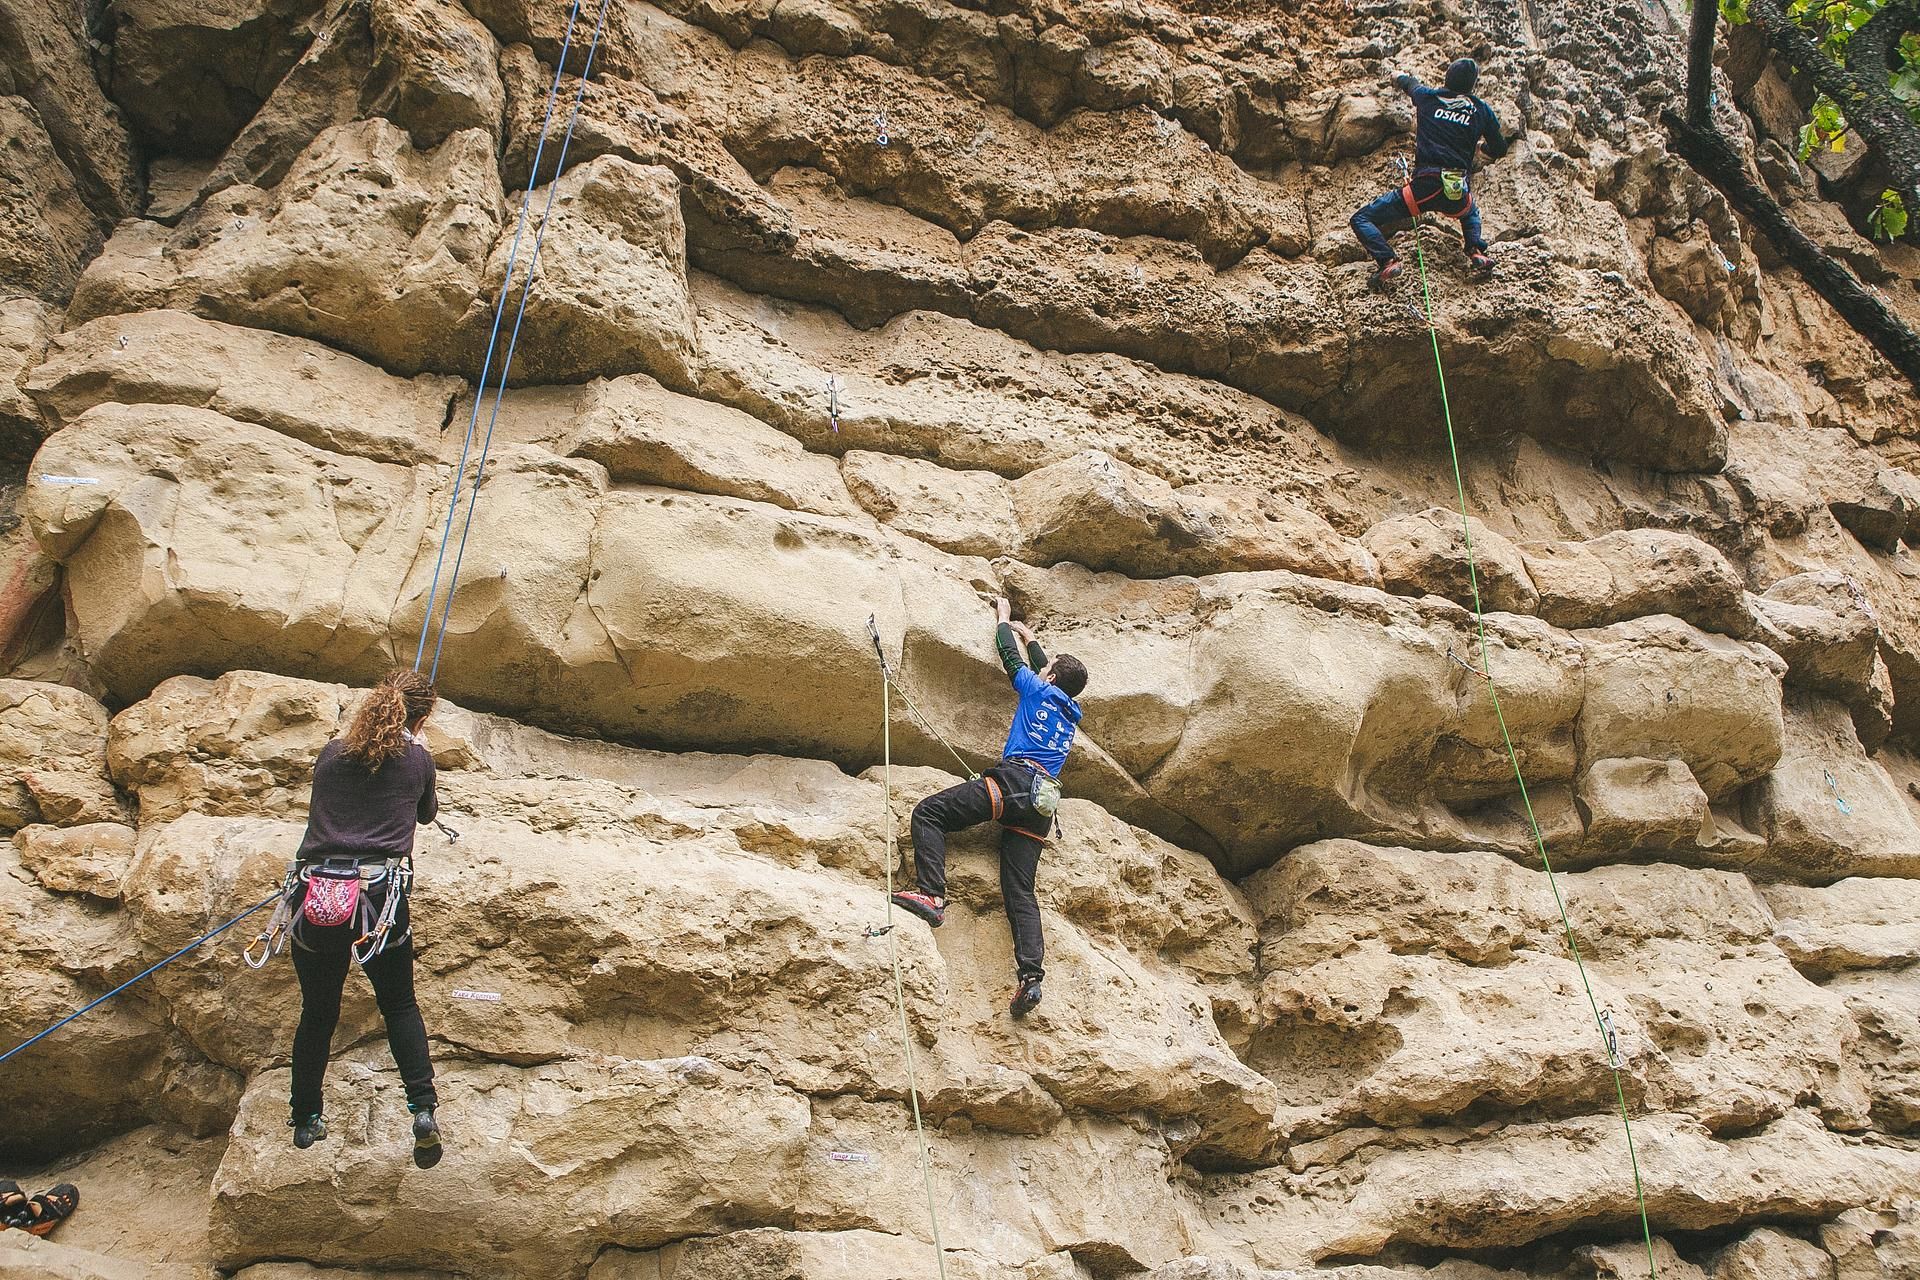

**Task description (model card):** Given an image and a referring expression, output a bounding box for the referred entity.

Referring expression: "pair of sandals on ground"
[0,1180,78,1236]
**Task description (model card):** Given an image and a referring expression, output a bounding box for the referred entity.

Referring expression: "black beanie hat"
[1445,58,1480,93]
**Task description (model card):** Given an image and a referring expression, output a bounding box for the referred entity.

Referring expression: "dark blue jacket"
[1396,74,1509,173]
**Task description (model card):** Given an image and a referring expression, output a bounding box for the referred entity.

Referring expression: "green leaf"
[1869,189,1909,241]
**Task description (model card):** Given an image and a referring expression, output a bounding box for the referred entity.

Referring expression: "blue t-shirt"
[1001,667,1083,779]
[1399,78,1508,172]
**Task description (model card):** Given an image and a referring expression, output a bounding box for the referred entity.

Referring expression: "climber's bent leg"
[1459,200,1488,254]
[1351,189,1412,265]
[908,776,995,903]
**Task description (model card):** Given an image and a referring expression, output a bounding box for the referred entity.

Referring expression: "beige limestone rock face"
[0,679,123,830]
[1245,841,1870,1138]
[1363,508,1538,615]
[457,156,697,388]
[841,450,1021,557]
[1575,615,1785,799]
[0,0,141,223]
[553,373,855,515]
[102,0,323,157]
[1013,451,1375,584]
[1576,756,1711,851]
[27,310,460,465]
[1523,530,1748,634]
[1824,968,1920,1133]
[1202,1109,1920,1268]
[15,821,136,899]
[1745,694,1920,880]
[23,403,426,697]
[0,295,54,460]
[0,96,104,303]
[1008,562,1594,868]
[210,1058,815,1276]
[94,672,1264,1163]
[70,119,507,377]
[1762,877,1920,977]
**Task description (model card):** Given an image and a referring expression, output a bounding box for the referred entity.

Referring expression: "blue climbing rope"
[427,0,618,682]
[0,890,280,1066]
[412,0,585,673]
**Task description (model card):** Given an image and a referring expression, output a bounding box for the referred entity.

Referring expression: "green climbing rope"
[1407,229,1661,1280]
[887,673,979,780]
[877,665,951,1280]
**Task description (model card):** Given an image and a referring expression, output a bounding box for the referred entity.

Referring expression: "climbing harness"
[1406,213,1660,1280]
[242,862,303,969]
[866,615,951,1280]
[281,857,415,964]
[413,0,616,682]
[0,890,282,1065]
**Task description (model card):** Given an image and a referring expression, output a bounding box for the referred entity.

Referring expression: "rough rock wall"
[4,0,1920,1277]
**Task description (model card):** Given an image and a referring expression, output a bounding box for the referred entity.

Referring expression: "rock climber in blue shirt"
[1350,57,1512,288]
[892,597,1088,1018]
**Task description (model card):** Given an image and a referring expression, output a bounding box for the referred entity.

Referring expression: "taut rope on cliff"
[1406,216,1661,1280]
[866,616,952,1280]
[413,0,617,682]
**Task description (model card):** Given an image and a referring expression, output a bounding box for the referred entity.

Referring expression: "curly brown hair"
[340,669,437,769]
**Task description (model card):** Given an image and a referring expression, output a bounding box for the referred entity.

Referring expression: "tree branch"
[1748,0,1920,207]
[1687,0,1720,126]
[1848,0,1918,87]
[1663,108,1920,391]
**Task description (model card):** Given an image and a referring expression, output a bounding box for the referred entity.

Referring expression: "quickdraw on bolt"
[862,924,894,939]
[1824,770,1853,816]
[828,376,842,433]
[1448,648,1491,681]
[1600,1008,1623,1070]
[875,112,890,146]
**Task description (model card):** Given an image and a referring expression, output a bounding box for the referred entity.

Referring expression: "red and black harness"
[1400,167,1474,222]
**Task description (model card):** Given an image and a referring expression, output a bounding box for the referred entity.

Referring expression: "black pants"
[289,883,437,1119]
[909,762,1051,981]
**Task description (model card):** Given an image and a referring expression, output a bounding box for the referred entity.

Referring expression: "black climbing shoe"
[292,1114,327,1150]
[412,1109,443,1169]
[1468,249,1494,274]
[0,1179,28,1229]
[1374,259,1404,289]
[891,891,945,928]
[1010,978,1042,1019]
[21,1184,77,1237]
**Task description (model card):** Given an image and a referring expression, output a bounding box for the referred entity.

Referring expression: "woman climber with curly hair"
[287,668,444,1168]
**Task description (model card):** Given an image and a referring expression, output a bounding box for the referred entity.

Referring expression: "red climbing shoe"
[1468,249,1494,274]
[1010,977,1043,1019]
[1374,259,1404,288]
[891,891,945,927]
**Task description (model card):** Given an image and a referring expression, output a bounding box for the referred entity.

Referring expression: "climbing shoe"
[1374,259,1403,289]
[292,1114,327,1150]
[1467,249,1494,274]
[412,1108,443,1169]
[22,1184,77,1237]
[1010,978,1043,1019]
[891,891,945,928]
[0,1179,28,1229]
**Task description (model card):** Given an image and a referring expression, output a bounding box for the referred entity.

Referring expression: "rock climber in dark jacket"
[1350,57,1512,287]
[287,668,444,1168]
[892,597,1088,1019]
